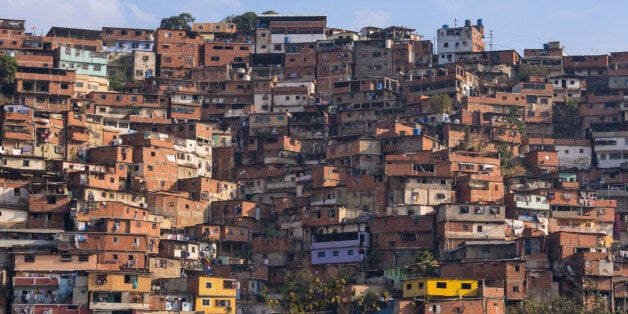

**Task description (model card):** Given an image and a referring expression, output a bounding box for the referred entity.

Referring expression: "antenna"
[454,18,458,28]
[489,30,493,51]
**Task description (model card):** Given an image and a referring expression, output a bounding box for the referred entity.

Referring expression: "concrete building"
[436,19,485,64]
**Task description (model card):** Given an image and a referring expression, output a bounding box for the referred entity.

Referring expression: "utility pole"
[489,30,493,51]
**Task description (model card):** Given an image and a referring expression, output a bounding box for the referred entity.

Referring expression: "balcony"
[0,238,57,248]
[3,111,30,121]
[3,130,31,141]
[89,302,149,311]
[297,174,312,182]
[13,277,59,286]
[551,210,596,220]
[266,181,294,190]
[71,131,89,142]
[243,186,265,195]
[264,157,298,165]
[553,224,613,235]
[311,232,369,250]
[310,198,336,206]
[512,195,549,211]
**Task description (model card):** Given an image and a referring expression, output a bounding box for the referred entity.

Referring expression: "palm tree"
[407,250,439,277]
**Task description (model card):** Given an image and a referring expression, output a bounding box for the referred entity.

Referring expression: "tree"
[517,65,548,80]
[223,11,258,31]
[497,142,514,169]
[354,290,390,313]
[261,10,279,14]
[407,250,439,277]
[160,13,195,30]
[265,269,347,313]
[108,72,127,92]
[553,97,580,138]
[0,54,18,94]
[427,94,453,114]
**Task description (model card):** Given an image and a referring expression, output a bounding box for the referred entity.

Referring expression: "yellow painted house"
[88,272,152,292]
[191,276,237,313]
[402,278,478,298]
[87,272,152,311]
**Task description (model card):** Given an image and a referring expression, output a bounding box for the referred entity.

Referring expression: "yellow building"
[87,272,152,311]
[74,74,109,97]
[192,276,237,313]
[402,278,478,298]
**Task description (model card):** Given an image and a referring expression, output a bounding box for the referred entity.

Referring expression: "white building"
[593,130,628,168]
[436,19,485,64]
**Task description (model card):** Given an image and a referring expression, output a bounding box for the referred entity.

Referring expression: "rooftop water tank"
[442,24,449,29]
[477,19,483,26]
[465,20,471,27]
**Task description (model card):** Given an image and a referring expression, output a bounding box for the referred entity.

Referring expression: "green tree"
[223,11,258,31]
[427,94,453,114]
[497,142,514,169]
[0,54,18,94]
[108,72,127,92]
[265,269,347,313]
[553,97,580,138]
[354,290,390,313]
[160,13,195,30]
[461,124,472,150]
[507,291,610,314]
[407,250,439,277]
[517,65,549,80]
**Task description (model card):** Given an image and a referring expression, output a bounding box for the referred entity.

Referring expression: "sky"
[1,0,624,55]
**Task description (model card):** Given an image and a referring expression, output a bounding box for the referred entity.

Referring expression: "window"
[113,237,119,243]
[332,250,339,256]
[461,283,472,289]
[223,280,234,289]
[23,160,30,167]
[462,225,469,231]
[406,283,412,290]
[124,275,136,283]
[201,298,211,306]
[515,265,520,272]
[348,249,354,255]
[317,252,325,257]
[513,286,519,292]
[436,282,447,289]
[25,255,35,262]
[210,56,220,61]
[477,225,483,232]
[205,281,212,289]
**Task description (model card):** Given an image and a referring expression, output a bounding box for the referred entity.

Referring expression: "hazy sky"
[1,0,622,55]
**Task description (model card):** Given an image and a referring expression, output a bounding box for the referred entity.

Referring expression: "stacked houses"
[0,14,627,313]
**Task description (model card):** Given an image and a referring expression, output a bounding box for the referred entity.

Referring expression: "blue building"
[102,27,154,53]
[310,231,370,265]
[55,47,107,78]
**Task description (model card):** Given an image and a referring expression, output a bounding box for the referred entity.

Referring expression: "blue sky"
[1,0,622,55]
